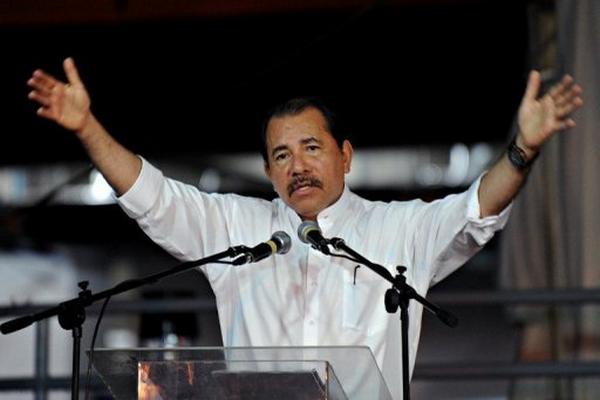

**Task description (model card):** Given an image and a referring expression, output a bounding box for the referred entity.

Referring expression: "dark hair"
[260,97,345,163]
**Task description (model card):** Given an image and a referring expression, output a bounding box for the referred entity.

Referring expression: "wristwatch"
[507,138,538,171]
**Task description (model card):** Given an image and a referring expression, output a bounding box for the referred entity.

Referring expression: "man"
[27,58,582,399]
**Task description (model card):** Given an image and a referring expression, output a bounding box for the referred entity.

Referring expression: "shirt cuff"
[116,156,164,219]
[464,173,512,245]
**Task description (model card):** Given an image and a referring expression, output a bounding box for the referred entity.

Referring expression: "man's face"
[264,107,352,221]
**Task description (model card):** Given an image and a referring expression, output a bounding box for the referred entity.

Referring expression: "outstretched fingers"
[549,75,582,104]
[26,58,91,131]
[28,71,58,95]
[27,90,52,107]
[550,76,583,120]
[548,74,573,99]
[556,98,583,119]
[557,84,583,105]
[553,118,576,132]
[36,106,57,121]
[523,70,541,102]
[63,57,83,86]
[27,69,65,108]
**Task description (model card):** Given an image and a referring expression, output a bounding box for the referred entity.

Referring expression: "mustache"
[287,176,323,196]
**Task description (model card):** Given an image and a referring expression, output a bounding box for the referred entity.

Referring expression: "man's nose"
[291,153,310,175]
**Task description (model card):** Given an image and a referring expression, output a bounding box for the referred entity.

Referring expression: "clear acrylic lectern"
[90,346,393,400]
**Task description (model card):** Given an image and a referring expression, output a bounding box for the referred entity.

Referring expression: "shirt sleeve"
[116,157,236,261]
[117,156,164,219]
[463,172,512,246]
[115,157,275,267]
[407,173,512,286]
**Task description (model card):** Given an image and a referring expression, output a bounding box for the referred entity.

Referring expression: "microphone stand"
[0,245,248,400]
[329,238,458,400]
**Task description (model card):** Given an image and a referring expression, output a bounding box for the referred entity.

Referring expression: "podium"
[91,346,393,399]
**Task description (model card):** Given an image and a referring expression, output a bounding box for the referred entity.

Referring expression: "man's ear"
[342,140,353,173]
[264,161,271,179]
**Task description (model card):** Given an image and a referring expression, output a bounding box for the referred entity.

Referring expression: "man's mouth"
[287,176,323,196]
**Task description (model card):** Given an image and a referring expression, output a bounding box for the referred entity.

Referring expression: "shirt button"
[309,320,315,325]
[311,281,317,287]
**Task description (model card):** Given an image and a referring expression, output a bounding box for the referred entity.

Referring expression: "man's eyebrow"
[270,137,323,157]
[300,136,322,146]
[271,144,289,157]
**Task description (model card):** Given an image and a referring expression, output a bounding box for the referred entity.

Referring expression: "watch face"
[508,148,526,169]
[507,140,530,170]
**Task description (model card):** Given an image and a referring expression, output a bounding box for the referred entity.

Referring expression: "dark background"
[1,1,528,166]
[0,1,531,246]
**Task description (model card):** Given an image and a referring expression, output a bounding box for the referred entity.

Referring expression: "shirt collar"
[284,184,353,231]
[316,184,351,229]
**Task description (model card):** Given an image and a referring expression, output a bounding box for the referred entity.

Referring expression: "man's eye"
[275,153,289,161]
[307,145,320,152]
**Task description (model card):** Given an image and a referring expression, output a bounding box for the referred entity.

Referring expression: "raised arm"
[27,57,141,196]
[478,71,583,217]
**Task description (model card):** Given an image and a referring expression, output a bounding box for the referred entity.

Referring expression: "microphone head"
[297,220,320,244]
[271,231,292,255]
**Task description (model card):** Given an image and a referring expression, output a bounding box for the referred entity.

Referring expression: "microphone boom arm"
[1,246,243,335]
[329,236,457,400]
[330,237,457,326]
[330,238,394,282]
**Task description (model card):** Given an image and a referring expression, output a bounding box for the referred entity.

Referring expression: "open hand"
[517,70,583,152]
[27,57,91,132]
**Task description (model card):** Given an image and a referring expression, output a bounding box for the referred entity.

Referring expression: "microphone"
[232,231,292,265]
[297,221,330,255]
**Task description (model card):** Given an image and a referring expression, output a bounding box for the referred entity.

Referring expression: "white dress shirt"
[118,158,511,399]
